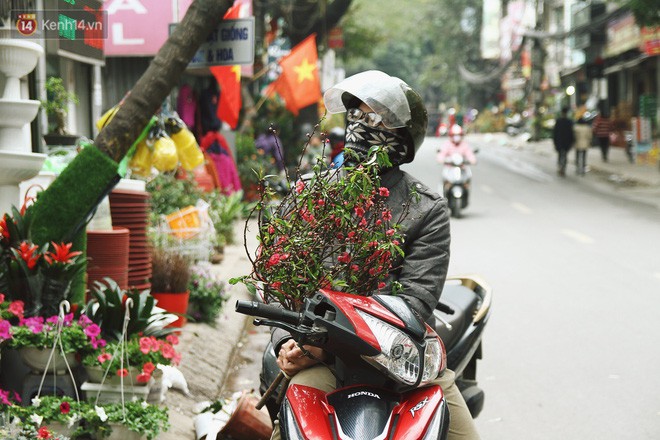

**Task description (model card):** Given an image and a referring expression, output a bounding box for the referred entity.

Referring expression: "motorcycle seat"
[433,284,480,351]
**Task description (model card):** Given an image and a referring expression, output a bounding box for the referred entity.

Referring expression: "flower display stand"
[82,367,163,405]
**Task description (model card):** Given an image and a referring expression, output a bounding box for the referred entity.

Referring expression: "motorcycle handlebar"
[235,300,301,325]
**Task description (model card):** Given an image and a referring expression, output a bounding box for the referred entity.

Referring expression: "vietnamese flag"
[210,3,242,129]
[269,34,322,115]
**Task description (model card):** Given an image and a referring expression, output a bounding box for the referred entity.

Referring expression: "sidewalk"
[161,219,259,440]
[478,132,660,208]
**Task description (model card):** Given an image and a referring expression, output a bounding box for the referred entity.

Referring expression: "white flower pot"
[18,347,79,373]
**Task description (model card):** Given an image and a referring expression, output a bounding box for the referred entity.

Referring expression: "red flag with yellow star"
[271,34,321,115]
[210,4,242,129]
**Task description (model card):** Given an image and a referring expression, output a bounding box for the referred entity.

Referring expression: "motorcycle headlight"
[421,336,443,384]
[357,310,420,385]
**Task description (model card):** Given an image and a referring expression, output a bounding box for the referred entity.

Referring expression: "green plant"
[146,173,204,225]
[88,401,169,440]
[205,190,244,247]
[84,278,172,341]
[82,333,181,383]
[231,146,408,311]
[0,206,87,317]
[187,262,228,324]
[6,313,89,353]
[41,76,79,135]
[150,247,191,293]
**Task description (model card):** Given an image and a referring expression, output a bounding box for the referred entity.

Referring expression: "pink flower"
[7,300,23,318]
[381,210,392,221]
[0,294,4,303]
[23,316,44,334]
[271,281,282,290]
[116,368,128,377]
[84,324,101,338]
[0,320,12,341]
[379,187,390,197]
[337,252,351,264]
[37,426,52,439]
[267,253,281,267]
[166,334,179,345]
[296,180,305,194]
[136,372,151,383]
[46,316,59,325]
[386,229,395,236]
[0,389,11,405]
[91,337,106,349]
[354,207,365,217]
[378,282,386,289]
[161,343,176,359]
[142,362,156,374]
[139,337,152,354]
[78,315,93,327]
[97,353,112,364]
[268,225,275,234]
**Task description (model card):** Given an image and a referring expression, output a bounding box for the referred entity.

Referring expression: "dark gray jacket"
[271,166,451,352]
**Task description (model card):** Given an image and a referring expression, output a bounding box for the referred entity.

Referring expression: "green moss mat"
[30,145,120,305]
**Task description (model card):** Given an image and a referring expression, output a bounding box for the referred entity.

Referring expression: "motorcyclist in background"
[436,124,477,165]
[269,70,480,440]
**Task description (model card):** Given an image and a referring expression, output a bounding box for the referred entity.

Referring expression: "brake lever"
[253,319,328,345]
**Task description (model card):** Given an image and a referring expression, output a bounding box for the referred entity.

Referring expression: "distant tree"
[625,0,660,27]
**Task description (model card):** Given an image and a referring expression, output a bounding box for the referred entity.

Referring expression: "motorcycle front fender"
[281,384,448,439]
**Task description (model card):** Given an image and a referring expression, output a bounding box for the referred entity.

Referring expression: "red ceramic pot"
[151,291,190,327]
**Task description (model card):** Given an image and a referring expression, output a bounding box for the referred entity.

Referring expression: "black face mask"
[344,121,408,166]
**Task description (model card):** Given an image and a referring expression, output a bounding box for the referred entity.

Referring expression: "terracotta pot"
[151,291,190,327]
[219,392,273,440]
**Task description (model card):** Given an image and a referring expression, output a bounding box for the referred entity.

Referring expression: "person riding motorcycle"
[436,124,477,165]
[268,70,480,439]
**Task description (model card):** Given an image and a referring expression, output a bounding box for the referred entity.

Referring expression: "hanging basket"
[18,347,79,373]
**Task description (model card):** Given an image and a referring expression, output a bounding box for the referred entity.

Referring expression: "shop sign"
[605,12,640,57]
[170,18,254,68]
[640,27,660,56]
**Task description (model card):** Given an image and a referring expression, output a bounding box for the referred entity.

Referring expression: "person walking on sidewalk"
[552,107,575,177]
[592,111,613,162]
[574,117,592,176]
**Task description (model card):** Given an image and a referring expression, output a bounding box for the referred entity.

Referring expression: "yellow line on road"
[561,229,595,244]
[511,202,533,214]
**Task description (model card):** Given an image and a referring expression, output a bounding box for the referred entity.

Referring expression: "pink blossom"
[381,210,392,221]
[267,253,281,267]
[166,334,179,345]
[0,390,11,405]
[359,218,367,227]
[116,368,128,377]
[379,187,390,197]
[84,324,101,338]
[386,229,395,236]
[354,207,365,217]
[161,343,176,359]
[7,300,23,318]
[46,316,59,325]
[378,282,386,289]
[268,225,275,234]
[337,252,351,264]
[97,353,112,363]
[91,337,106,349]
[63,313,74,326]
[78,315,93,327]
[23,317,44,334]
[0,294,4,303]
[295,180,305,194]
[139,337,152,354]
[0,320,12,341]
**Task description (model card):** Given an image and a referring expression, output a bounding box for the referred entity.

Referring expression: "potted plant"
[8,395,86,438]
[0,205,87,318]
[79,400,169,440]
[41,76,80,146]
[149,247,191,327]
[187,262,228,325]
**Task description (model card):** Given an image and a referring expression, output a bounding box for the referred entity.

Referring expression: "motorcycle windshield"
[327,386,400,439]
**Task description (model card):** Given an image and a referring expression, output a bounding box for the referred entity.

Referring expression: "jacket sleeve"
[396,197,451,322]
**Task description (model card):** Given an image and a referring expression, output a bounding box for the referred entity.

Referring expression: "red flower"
[381,210,392,221]
[44,242,81,265]
[295,180,305,194]
[337,252,351,264]
[142,362,156,374]
[354,206,365,217]
[17,241,40,269]
[386,229,395,236]
[378,282,386,289]
[37,427,52,439]
[116,368,128,377]
[137,372,151,383]
[0,217,9,241]
[8,300,24,318]
[379,187,390,197]
[60,401,71,414]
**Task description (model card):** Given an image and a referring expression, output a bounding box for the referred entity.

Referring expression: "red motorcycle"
[235,275,491,439]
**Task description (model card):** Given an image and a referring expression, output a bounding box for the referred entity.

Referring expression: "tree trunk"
[95,0,233,162]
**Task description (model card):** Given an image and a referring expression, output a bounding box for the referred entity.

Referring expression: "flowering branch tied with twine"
[232,136,411,311]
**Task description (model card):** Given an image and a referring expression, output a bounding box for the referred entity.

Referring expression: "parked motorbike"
[441,152,474,219]
[239,275,492,439]
[505,113,526,137]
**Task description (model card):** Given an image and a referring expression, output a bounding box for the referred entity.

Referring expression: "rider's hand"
[277,339,326,377]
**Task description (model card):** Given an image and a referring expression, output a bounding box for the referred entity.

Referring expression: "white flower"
[141,401,148,409]
[31,397,41,407]
[95,405,108,422]
[29,414,43,425]
[68,414,80,428]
